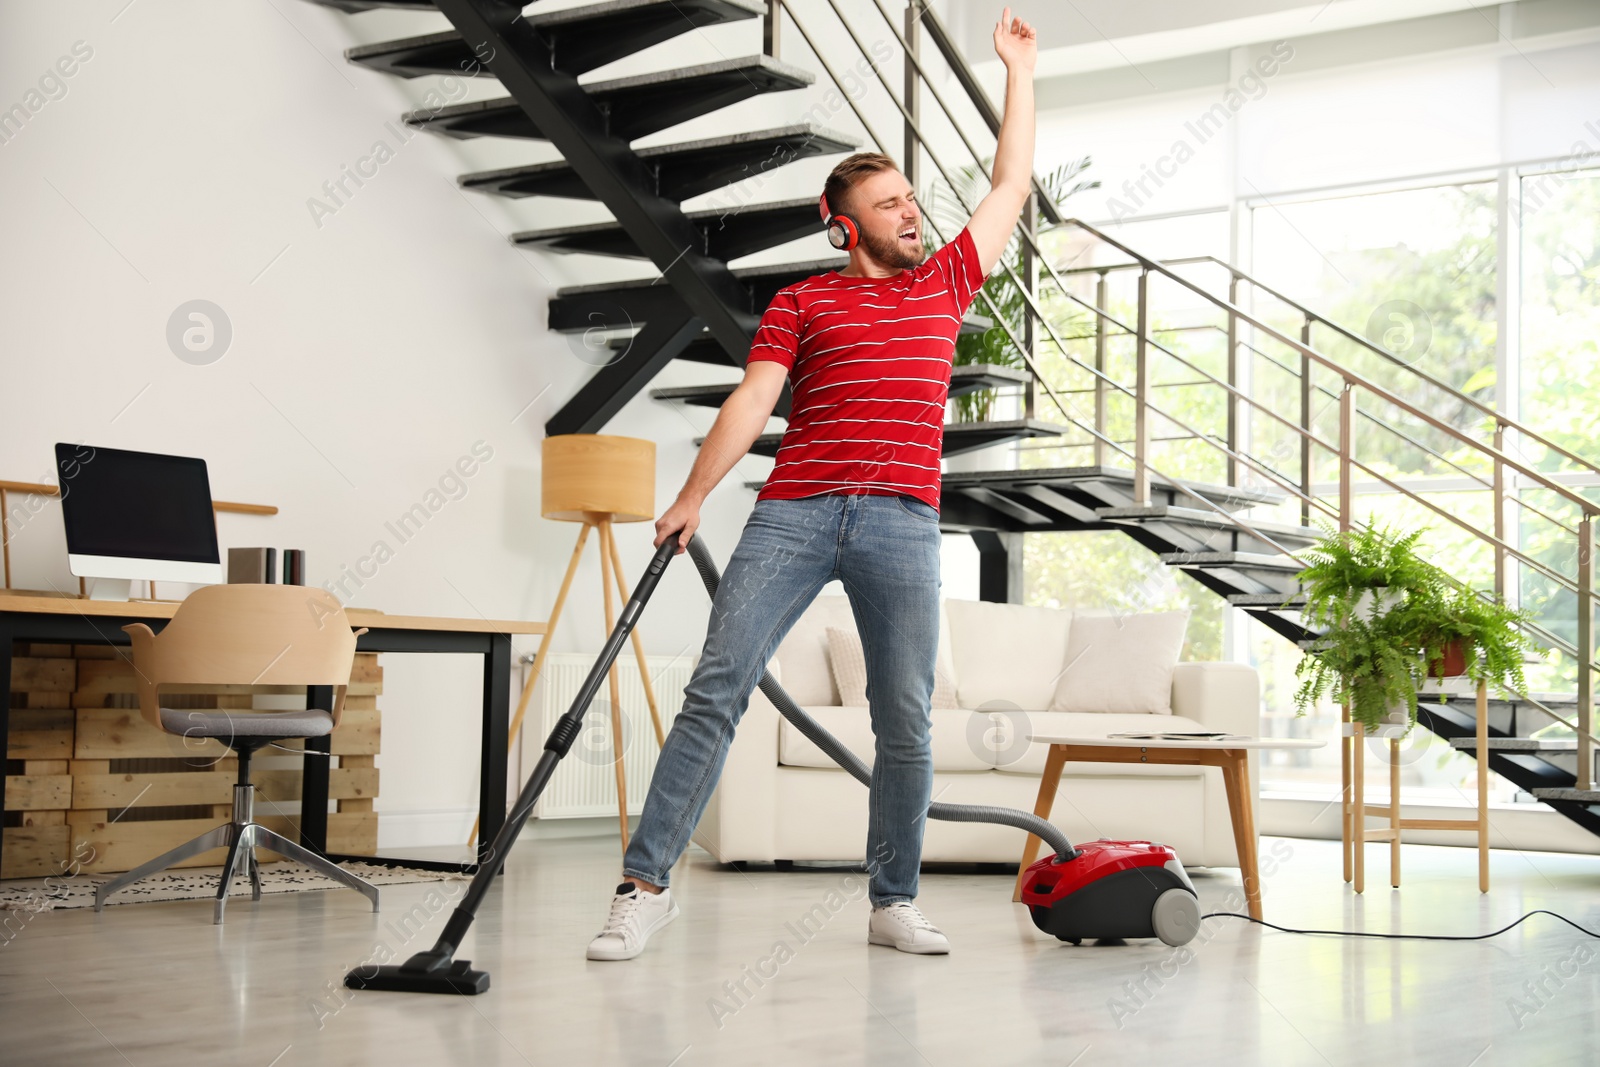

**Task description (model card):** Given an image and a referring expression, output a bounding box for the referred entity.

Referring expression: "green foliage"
[1295,521,1435,629]
[1293,520,1546,730]
[1520,172,1600,466]
[1397,579,1538,698]
[1292,521,1434,730]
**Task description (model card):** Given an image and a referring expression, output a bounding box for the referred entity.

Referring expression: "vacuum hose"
[684,533,1077,860]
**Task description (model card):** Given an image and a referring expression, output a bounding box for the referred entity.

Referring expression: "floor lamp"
[469,433,667,850]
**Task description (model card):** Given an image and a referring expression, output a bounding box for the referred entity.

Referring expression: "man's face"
[846,168,925,270]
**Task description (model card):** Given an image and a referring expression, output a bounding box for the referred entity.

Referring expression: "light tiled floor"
[3,830,1599,1066]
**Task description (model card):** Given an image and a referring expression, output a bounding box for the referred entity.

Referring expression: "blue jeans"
[621,491,942,907]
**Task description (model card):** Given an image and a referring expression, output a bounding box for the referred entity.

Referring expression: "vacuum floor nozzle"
[346,956,490,996]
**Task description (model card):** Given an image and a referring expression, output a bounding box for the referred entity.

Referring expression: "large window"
[1238,171,1599,801]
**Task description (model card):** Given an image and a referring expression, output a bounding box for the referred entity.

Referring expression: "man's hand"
[655,494,700,555]
[993,6,1036,73]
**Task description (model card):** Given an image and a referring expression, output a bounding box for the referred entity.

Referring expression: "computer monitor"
[55,443,224,600]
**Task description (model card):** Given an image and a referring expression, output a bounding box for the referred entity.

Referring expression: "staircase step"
[652,382,742,408]
[1227,593,1305,608]
[1451,737,1577,751]
[1532,788,1600,803]
[653,363,1031,409]
[407,55,813,143]
[943,419,1074,457]
[1097,505,1319,544]
[347,0,762,79]
[514,197,820,261]
[723,418,1072,460]
[738,465,1287,509]
[1158,551,1305,572]
[936,466,1283,517]
[460,124,858,201]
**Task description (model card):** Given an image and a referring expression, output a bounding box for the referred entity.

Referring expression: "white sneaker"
[586,881,679,961]
[868,901,950,955]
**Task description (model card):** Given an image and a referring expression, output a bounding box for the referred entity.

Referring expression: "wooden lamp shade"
[541,434,655,523]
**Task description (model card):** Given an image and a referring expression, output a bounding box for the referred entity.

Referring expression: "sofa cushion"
[988,710,1218,776]
[775,594,957,707]
[943,599,1070,711]
[825,626,960,709]
[778,706,993,772]
[1049,610,1189,714]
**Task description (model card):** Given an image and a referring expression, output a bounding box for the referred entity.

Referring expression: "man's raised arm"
[965,7,1037,275]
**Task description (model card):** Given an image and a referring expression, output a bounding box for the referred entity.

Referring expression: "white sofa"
[695,595,1261,869]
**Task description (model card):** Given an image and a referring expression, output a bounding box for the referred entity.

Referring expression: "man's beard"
[859,225,928,270]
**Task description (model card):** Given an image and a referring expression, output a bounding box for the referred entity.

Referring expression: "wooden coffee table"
[1012,734,1325,919]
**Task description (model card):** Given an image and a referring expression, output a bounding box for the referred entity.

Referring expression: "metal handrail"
[1070,219,1600,516]
[1042,251,1600,478]
[1218,259,1600,478]
[1063,315,1579,538]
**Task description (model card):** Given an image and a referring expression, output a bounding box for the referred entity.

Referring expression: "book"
[227,546,277,584]
[1106,731,1253,742]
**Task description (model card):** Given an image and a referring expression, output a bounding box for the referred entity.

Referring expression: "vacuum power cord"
[1201,909,1600,941]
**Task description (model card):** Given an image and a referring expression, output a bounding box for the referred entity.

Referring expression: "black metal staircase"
[302,0,1600,841]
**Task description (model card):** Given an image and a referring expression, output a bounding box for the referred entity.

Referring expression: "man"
[588,7,1037,961]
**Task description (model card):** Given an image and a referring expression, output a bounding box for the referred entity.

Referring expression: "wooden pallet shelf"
[5,645,383,879]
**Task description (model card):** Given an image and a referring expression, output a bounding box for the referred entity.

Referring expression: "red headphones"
[819,193,859,252]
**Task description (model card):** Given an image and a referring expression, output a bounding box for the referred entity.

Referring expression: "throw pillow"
[943,599,1071,710]
[1048,610,1190,714]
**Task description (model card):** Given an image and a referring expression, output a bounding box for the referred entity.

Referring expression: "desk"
[1011,734,1325,920]
[0,593,545,876]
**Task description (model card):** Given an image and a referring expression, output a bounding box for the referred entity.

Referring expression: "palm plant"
[922,156,1098,422]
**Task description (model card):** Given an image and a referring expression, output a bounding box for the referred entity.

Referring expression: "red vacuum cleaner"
[1020,840,1200,947]
[347,532,1200,996]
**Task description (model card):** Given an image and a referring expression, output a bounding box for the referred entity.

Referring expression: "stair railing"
[1036,252,1600,508]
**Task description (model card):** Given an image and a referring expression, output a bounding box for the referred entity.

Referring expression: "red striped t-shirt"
[746,227,988,512]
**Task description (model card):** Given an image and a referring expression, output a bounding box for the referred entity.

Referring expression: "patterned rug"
[0,861,466,912]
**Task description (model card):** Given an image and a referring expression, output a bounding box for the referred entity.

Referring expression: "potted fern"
[1398,580,1538,697]
[1292,523,1436,731]
[1292,522,1544,730]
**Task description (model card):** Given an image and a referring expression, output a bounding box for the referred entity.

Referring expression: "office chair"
[93,584,381,923]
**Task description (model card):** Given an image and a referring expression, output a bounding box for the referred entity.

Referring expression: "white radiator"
[526,652,695,819]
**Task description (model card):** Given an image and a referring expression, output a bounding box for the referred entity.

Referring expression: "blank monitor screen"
[55,444,220,564]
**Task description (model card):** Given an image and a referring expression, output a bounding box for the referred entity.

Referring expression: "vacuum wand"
[345,533,681,996]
